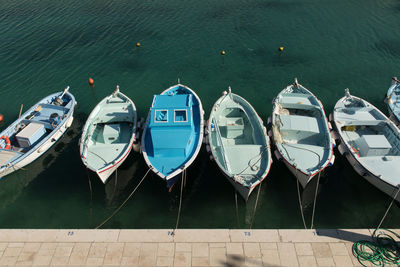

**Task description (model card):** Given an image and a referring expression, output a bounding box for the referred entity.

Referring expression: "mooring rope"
[296,167,307,229]
[172,169,186,235]
[377,186,400,230]
[235,190,240,228]
[310,171,321,229]
[249,180,262,229]
[283,141,322,230]
[95,168,151,229]
[87,170,93,213]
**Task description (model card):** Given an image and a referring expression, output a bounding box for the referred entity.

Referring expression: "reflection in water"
[0,114,82,210]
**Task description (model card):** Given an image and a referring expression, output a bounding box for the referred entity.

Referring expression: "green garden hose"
[352,229,400,267]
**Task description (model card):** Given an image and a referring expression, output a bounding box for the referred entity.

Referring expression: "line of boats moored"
[1,78,400,202]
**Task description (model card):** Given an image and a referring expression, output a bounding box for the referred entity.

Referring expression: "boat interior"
[4,102,72,154]
[337,105,400,185]
[84,99,135,170]
[274,93,331,174]
[0,93,74,167]
[210,96,268,187]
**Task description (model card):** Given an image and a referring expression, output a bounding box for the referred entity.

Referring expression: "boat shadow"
[0,111,84,210]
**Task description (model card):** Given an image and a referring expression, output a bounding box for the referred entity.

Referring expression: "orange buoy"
[279,46,284,52]
[221,50,226,55]
[88,78,94,87]
[0,135,10,149]
[136,42,141,47]
[0,114,3,122]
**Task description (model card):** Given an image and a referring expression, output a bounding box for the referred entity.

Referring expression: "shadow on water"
[0,112,83,211]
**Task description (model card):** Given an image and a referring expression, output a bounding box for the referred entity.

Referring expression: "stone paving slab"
[0,229,397,266]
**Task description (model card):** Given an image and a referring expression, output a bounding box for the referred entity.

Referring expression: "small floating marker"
[221,50,226,55]
[0,114,3,122]
[279,46,284,52]
[88,77,94,87]
[136,42,141,47]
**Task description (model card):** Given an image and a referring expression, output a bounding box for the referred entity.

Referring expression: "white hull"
[338,141,400,202]
[79,87,137,184]
[271,79,334,189]
[274,149,313,188]
[0,115,74,178]
[333,89,400,202]
[227,175,254,201]
[95,143,133,184]
[388,108,400,127]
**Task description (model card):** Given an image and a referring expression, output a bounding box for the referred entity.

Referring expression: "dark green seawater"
[0,0,400,229]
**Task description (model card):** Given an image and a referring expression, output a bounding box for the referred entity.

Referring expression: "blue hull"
[141,84,204,189]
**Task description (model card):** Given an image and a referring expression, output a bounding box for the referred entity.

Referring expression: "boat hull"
[79,88,137,184]
[0,115,74,178]
[333,90,400,202]
[337,139,400,202]
[0,89,76,179]
[388,108,400,127]
[386,77,400,127]
[95,142,134,183]
[274,148,313,188]
[271,80,334,188]
[206,91,272,200]
[141,84,204,190]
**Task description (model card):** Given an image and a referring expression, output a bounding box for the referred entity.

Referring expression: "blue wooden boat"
[333,88,400,202]
[270,79,335,188]
[0,87,76,179]
[141,83,204,189]
[385,77,400,126]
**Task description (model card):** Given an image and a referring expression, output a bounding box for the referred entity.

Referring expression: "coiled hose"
[352,228,400,266]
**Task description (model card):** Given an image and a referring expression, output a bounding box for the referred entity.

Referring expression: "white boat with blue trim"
[270,79,335,188]
[385,77,400,126]
[206,88,272,201]
[79,86,137,183]
[0,87,76,179]
[141,83,204,190]
[333,88,400,201]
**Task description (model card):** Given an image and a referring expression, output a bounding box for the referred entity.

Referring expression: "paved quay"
[0,229,397,266]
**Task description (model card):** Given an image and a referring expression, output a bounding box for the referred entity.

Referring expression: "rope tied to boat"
[281,140,323,229]
[87,170,93,225]
[249,179,262,229]
[171,168,186,235]
[310,171,321,229]
[377,185,400,230]
[235,190,240,228]
[95,168,151,229]
[296,167,308,230]
[352,186,400,266]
